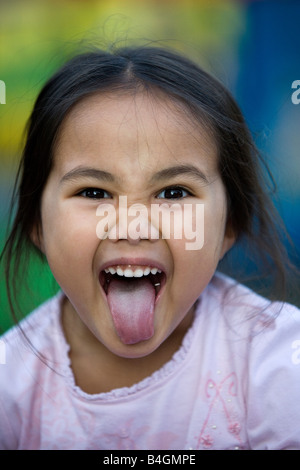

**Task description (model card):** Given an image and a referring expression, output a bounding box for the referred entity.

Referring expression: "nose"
[96,196,160,244]
[119,203,159,245]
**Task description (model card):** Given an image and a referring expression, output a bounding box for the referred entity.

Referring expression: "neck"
[61,296,195,394]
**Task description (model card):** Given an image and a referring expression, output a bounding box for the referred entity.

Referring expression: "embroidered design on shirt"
[195,372,243,450]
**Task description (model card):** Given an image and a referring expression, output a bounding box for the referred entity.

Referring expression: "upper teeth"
[104,265,161,278]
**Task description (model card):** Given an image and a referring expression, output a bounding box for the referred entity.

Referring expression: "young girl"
[0,45,299,450]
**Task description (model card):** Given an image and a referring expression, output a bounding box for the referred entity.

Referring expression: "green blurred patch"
[0,0,243,161]
[0,218,59,334]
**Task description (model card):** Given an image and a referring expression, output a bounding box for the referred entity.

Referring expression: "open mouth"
[100,265,166,298]
[99,264,166,345]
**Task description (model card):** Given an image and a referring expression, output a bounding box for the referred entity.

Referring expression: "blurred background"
[0,0,299,331]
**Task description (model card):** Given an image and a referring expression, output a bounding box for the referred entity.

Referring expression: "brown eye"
[157,187,190,199]
[79,188,111,199]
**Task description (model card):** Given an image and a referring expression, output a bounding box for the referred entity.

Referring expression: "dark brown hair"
[1,44,297,325]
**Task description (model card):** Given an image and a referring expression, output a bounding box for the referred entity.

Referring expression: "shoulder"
[0,291,67,377]
[196,272,300,363]
[200,274,300,449]
[2,290,63,332]
[212,274,300,450]
[246,302,300,449]
[0,291,65,353]
[0,291,66,386]
[205,272,300,359]
[204,272,300,330]
[0,292,67,448]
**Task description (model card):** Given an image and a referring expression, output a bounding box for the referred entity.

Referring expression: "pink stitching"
[200,434,214,448]
[196,372,242,449]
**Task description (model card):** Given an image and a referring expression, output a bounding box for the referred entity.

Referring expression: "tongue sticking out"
[107,277,156,344]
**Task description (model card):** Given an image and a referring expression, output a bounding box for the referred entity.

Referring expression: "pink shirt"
[0,273,300,450]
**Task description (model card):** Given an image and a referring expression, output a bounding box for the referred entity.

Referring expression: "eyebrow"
[150,164,209,184]
[60,163,209,186]
[60,167,116,185]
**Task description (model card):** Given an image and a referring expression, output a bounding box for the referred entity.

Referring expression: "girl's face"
[38,92,234,359]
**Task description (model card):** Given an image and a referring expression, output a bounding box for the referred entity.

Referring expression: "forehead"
[54,90,218,174]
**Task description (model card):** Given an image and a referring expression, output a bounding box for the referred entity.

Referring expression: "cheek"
[167,208,228,297]
[167,239,206,294]
[40,202,99,279]
[203,197,229,257]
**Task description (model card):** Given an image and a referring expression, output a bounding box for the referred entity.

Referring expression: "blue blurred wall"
[236,0,300,262]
